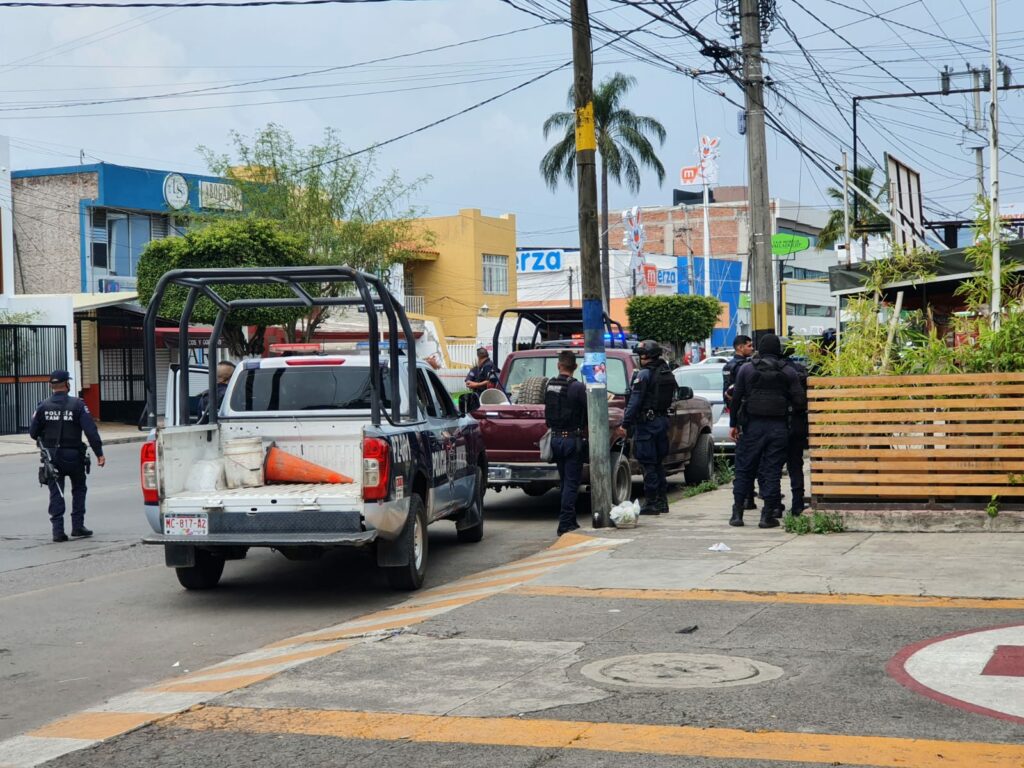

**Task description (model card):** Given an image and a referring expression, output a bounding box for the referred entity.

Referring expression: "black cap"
[49,369,70,383]
[637,339,662,358]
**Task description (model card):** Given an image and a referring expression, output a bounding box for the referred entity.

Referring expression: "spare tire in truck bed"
[517,376,550,405]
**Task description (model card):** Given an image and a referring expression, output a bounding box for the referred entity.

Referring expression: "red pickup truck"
[473,309,714,504]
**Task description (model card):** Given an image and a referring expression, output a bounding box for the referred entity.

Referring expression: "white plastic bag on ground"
[610,499,641,528]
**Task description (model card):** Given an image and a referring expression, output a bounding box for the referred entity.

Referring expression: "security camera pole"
[570,0,613,527]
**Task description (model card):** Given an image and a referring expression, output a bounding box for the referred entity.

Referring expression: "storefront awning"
[71,292,140,312]
[828,240,1024,296]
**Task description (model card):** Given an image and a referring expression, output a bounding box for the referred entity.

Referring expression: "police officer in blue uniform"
[464,347,499,393]
[616,340,675,515]
[729,334,805,528]
[544,351,587,536]
[29,370,105,542]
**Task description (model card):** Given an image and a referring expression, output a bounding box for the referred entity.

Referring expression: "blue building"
[12,162,238,295]
[10,162,239,422]
[675,256,743,349]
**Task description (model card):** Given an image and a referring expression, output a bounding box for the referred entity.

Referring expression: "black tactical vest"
[40,396,83,449]
[744,357,790,418]
[640,361,676,413]
[545,375,582,430]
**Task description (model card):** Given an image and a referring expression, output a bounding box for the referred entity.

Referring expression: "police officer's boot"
[656,493,670,515]
[744,495,757,510]
[640,493,661,515]
[70,516,93,538]
[790,495,806,517]
[52,530,68,543]
[758,508,781,529]
[729,502,744,527]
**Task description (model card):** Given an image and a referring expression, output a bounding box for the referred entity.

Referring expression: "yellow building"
[406,209,517,340]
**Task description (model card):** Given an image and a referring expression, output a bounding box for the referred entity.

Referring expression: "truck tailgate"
[148,483,373,546]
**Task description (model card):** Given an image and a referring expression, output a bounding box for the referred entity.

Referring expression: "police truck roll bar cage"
[142,267,417,429]
[491,306,628,368]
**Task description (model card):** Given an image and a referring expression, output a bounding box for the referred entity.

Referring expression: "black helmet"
[636,339,662,359]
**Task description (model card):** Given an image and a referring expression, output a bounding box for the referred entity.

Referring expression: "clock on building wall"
[162,173,189,210]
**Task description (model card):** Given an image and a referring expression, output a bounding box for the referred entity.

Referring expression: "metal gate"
[0,324,68,435]
[98,319,145,424]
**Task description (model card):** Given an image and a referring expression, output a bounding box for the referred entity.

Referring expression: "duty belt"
[551,429,583,437]
[643,410,668,421]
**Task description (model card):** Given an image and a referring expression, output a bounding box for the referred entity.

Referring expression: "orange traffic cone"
[264,445,354,484]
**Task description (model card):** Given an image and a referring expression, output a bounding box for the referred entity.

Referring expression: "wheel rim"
[615,460,630,501]
[413,513,424,571]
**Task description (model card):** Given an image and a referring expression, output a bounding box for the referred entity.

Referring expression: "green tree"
[198,124,431,340]
[137,218,313,357]
[540,73,667,307]
[626,295,721,352]
[817,166,889,258]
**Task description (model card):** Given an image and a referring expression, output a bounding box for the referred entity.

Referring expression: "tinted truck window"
[505,356,630,395]
[229,366,392,412]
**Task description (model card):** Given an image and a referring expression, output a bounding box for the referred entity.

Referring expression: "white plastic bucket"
[223,437,265,488]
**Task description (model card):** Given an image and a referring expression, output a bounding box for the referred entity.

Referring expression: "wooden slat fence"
[809,372,1024,503]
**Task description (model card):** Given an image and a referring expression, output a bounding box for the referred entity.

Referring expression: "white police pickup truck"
[139,267,486,591]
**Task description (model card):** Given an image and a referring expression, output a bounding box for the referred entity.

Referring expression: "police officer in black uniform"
[722,334,754,402]
[729,334,805,528]
[722,334,757,511]
[616,340,675,515]
[783,348,810,516]
[29,370,105,542]
[465,347,499,393]
[544,351,588,536]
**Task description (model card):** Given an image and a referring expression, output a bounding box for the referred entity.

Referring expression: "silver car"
[673,363,733,451]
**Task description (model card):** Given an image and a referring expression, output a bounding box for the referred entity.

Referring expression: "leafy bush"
[784,511,845,535]
[626,294,721,349]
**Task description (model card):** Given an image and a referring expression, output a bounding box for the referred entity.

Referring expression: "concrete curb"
[827,508,1024,533]
[0,433,146,459]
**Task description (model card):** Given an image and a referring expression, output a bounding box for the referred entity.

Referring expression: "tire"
[517,376,549,405]
[684,432,715,485]
[522,483,552,497]
[386,494,428,590]
[456,467,485,544]
[175,549,225,590]
[610,450,633,505]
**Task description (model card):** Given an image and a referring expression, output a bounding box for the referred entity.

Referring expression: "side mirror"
[676,386,694,401]
[459,392,481,415]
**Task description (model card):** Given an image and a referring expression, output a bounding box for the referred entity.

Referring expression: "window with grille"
[482,254,508,295]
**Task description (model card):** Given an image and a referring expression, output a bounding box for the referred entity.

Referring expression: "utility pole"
[990,0,1001,330]
[739,0,774,343]
[569,0,613,527]
[568,266,575,307]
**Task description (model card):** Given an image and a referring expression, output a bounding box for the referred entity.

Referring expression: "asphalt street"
[0,442,588,741]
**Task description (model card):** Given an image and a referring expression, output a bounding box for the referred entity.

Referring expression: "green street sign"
[771,233,810,255]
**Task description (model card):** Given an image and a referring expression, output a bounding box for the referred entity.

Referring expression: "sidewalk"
[0,422,146,458]
[4,487,1023,768]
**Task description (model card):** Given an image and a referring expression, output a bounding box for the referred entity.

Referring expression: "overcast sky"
[2,0,1023,247]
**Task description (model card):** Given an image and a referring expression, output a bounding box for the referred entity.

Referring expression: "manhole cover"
[579,653,783,690]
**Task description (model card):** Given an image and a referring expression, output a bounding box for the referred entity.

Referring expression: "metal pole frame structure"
[569,0,613,528]
[990,0,1001,330]
[851,81,1024,242]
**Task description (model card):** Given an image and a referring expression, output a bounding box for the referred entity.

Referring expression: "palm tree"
[540,73,667,306]
[817,166,889,259]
